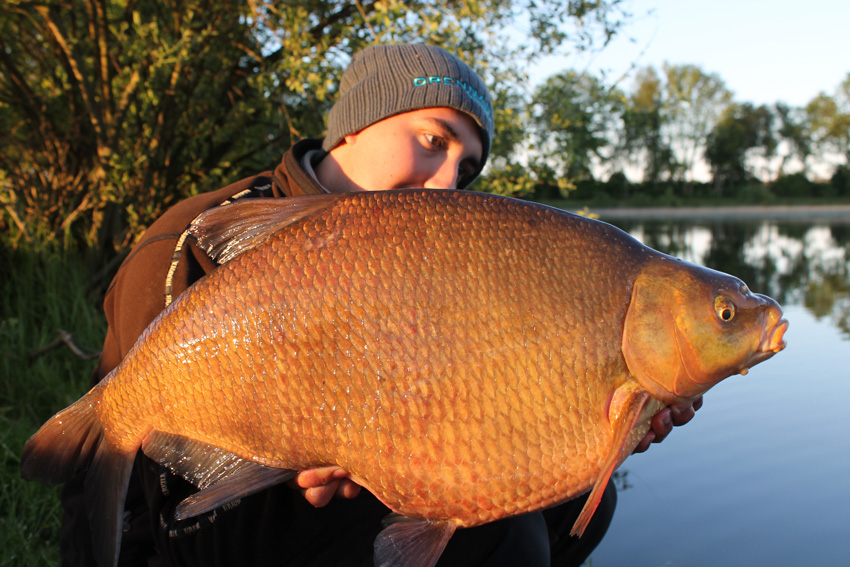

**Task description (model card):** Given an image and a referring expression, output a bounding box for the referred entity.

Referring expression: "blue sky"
[530,0,850,107]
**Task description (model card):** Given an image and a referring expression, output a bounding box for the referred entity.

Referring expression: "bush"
[636,181,677,200]
[690,181,716,200]
[736,183,775,204]
[831,166,850,197]
[813,181,837,198]
[770,172,814,198]
[604,171,631,200]
[570,178,607,201]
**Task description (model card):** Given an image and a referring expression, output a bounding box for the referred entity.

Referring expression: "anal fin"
[571,387,652,537]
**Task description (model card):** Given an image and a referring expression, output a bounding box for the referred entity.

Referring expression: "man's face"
[326,107,484,192]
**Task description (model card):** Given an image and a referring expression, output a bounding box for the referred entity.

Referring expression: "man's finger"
[304,481,341,508]
[296,466,347,489]
[337,478,362,499]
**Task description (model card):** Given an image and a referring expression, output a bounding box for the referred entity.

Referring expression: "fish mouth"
[764,317,789,353]
[738,316,789,375]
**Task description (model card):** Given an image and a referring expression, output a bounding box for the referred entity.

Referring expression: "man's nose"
[423,159,460,190]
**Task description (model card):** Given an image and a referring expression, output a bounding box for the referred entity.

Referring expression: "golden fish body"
[23,190,788,567]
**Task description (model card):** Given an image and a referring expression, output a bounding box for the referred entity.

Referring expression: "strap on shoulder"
[163,181,273,307]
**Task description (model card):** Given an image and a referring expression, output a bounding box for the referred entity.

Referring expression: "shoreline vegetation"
[520,170,850,221]
[528,179,850,220]
[559,202,850,220]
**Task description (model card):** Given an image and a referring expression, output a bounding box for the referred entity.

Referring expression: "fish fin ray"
[174,465,296,520]
[142,430,257,490]
[21,383,105,484]
[623,268,698,402]
[84,437,136,567]
[373,514,456,567]
[21,381,133,567]
[141,430,295,519]
[571,388,651,537]
[188,195,342,264]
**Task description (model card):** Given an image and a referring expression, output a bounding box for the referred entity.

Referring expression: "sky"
[529,0,850,108]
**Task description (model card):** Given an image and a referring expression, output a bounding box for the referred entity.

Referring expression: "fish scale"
[151,196,584,488]
[22,189,788,567]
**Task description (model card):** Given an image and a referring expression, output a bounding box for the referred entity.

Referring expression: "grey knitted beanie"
[323,43,494,185]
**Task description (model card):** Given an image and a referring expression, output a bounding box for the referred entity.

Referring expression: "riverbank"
[565,204,850,221]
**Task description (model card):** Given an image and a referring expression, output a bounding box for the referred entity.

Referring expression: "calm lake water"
[585,210,850,567]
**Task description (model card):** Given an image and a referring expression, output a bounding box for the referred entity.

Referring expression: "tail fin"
[85,435,136,567]
[21,383,106,484]
[21,382,137,567]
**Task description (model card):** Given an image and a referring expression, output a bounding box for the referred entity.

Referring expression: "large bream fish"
[22,189,788,567]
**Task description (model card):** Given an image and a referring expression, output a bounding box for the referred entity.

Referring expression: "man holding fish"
[56,43,700,567]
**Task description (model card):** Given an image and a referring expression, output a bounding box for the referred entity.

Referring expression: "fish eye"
[715,296,736,323]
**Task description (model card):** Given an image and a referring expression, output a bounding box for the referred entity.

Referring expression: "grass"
[1,245,106,566]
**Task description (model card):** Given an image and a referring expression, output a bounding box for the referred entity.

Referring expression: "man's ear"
[340,132,359,147]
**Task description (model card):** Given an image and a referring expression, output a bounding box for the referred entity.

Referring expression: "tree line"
[479,64,850,203]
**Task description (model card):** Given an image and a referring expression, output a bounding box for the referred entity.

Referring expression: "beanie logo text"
[413,76,492,117]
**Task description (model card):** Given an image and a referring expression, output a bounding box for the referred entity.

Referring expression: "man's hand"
[633,396,704,454]
[288,466,361,508]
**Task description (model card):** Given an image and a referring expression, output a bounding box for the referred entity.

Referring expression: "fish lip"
[763,317,789,354]
[740,316,789,374]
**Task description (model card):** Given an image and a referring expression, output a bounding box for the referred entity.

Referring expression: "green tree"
[0,0,630,251]
[618,66,674,184]
[473,54,534,198]
[530,69,625,183]
[661,63,732,188]
[806,73,850,167]
[773,102,812,178]
[704,103,775,194]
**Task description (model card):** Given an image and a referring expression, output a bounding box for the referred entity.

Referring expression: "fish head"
[622,257,788,408]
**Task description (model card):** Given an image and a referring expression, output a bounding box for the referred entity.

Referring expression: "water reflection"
[586,213,850,567]
[604,216,850,340]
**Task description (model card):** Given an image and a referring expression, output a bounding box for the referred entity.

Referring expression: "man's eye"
[425,134,445,149]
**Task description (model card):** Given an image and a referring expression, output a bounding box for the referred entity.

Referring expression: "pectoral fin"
[570,386,652,537]
[141,431,296,519]
[374,514,456,567]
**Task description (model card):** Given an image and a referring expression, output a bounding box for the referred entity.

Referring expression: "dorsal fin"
[188,194,343,264]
